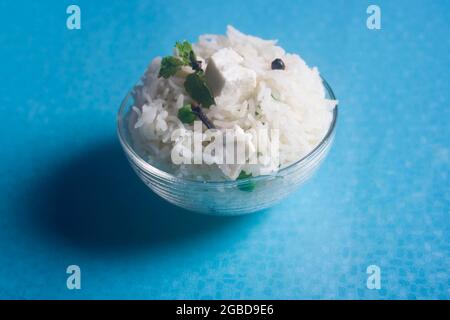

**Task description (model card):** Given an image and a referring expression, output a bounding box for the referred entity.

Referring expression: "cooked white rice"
[129,26,337,180]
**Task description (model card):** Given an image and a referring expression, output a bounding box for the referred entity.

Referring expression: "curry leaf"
[237,170,255,191]
[184,73,215,108]
[158,56,184,78]
[177,104,197,124]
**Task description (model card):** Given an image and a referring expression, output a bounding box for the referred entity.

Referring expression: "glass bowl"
[117,78,338,215]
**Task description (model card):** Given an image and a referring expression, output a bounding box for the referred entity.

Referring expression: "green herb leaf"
[237,170,252,179]
[177,104,197,124]
[158,56,184,78]
[237,170,255,192]
[184,73,215,108]
[175,41,194,64]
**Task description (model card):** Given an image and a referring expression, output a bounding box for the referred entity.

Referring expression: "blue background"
[0,0,448,299]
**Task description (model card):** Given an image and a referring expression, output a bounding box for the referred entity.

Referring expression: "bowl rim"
[117,76,338,185]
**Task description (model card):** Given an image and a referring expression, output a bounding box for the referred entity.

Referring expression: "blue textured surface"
[0,0,448,299]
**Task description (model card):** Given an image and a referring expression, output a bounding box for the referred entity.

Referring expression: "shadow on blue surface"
[26,138,264,254]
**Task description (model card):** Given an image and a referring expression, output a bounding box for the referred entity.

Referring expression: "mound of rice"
[129,26,337,180]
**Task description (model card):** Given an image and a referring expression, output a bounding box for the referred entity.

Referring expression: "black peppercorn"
[271,58,285,70]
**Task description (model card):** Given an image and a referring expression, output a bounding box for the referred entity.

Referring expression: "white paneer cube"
[205,48,256,104]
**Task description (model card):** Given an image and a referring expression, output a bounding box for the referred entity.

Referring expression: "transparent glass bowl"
[117,78,338,215]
